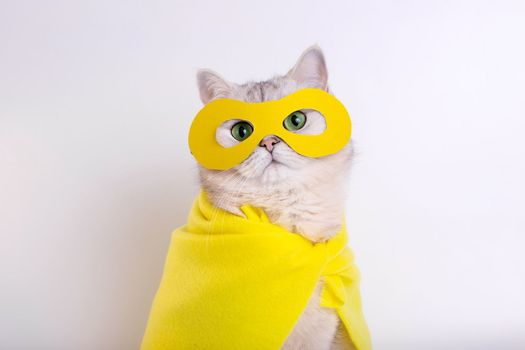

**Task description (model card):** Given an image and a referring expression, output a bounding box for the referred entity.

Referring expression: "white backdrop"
[1,1,524,349]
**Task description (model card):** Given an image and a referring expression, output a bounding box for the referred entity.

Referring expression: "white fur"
[196,46,355,349]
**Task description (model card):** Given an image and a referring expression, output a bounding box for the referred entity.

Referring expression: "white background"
[1,1,524,349]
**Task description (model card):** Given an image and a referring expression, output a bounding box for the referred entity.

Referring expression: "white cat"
[196,46,355,350]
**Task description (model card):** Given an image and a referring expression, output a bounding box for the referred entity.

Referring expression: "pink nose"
[259,136,281,152]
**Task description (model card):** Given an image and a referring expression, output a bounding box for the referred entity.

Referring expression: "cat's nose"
[259,135,281,152]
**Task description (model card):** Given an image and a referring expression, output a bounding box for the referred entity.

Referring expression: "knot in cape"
[141,192,371,350]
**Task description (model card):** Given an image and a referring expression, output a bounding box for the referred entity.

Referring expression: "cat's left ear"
[287,45,329,91]
[196,69,234,104]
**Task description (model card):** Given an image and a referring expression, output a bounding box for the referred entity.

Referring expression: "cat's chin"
[263,160,286,173]
[234,160,285,183]
[257,161,294,184]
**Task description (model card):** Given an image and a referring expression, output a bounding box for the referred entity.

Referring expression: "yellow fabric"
[141,192,372,350]
[188,88,352,170]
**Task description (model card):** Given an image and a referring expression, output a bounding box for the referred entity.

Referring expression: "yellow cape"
[141,192,372,350]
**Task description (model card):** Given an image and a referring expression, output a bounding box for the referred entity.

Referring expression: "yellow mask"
[188,88,352,170]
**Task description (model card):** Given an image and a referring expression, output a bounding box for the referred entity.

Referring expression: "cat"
[196,46,355,350]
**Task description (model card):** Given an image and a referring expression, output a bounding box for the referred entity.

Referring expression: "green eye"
[283,111,307,131]
[231,121,253,141]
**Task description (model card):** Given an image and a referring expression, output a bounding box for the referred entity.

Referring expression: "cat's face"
[212,81,332,183]
[196,46,352,193]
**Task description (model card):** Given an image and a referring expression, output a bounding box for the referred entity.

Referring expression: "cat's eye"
[231,121,253,141]
[283,111,307,131]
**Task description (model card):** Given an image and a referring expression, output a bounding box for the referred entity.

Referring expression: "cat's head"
[195,46,352,197]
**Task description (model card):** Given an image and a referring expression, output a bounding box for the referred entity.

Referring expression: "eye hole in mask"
[215,119,253,148]
[284,109,326,136]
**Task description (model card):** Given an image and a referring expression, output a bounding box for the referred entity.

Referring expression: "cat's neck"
[202,172,348,243]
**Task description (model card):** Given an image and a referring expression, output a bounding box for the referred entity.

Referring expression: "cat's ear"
[287,45,328,90]
[196,69,234,104]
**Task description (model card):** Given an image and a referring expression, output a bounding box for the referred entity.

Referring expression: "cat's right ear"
[287,45,329,91]
[196,69,234,104]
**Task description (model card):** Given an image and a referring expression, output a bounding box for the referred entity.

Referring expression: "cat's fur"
[196,46,355,350]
